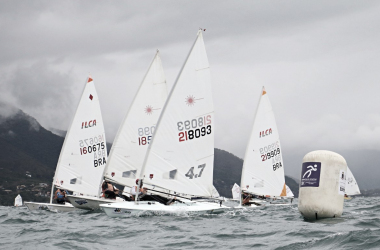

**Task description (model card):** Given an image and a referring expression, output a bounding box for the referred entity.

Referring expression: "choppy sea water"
[0,197,379,250]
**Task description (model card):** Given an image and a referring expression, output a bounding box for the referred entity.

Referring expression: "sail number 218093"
[178,115,212,142]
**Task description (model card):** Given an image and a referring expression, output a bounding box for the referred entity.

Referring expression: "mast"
[239,86,266,207]
[136,30,203,202]
[49,179,54,204]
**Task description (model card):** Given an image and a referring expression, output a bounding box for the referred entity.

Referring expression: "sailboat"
[238,87,289,207]
[25,77,106,212]
[286,185,294,198]
[14,194,23,207]
[67,51,168,210]
[344,166,360,200]
[231,183,241,200]
[100,30,226,216]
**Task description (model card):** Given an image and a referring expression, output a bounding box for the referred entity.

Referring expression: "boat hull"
[24,202,50,211]
[24,202,75,212]
[47,203,75,212]
[267,198,295,206]
[234,198,294,208]
[100,201,227,217]
[66,195,124,210]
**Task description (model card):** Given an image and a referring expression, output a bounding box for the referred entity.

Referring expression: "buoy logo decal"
[301,162,321,187]
[303,164,318,178]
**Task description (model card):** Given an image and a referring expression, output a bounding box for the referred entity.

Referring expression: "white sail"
[345,166,361,195]
[141,30,215,197]
[53,77,107,197]
[240,87,287,197]
[211,185,220,198]
[14,194,22,206]
[232,183,241,200]
[104,51,167,188]
[286,185,294,198]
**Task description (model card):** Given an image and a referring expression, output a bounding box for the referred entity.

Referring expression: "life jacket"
[57,191,64,200]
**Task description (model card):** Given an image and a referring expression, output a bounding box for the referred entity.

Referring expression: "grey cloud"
[1,61,75,129]
[0,102,19,119]
[1,1,378,64]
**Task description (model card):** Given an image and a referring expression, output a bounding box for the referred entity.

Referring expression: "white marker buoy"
[298,150,347,220]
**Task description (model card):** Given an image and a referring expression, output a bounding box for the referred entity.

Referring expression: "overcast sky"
[1,1,379,181]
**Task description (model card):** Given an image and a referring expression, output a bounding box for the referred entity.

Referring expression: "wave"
[277,229,380,250]
[0,197,379,249]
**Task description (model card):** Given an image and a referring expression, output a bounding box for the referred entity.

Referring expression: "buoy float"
[298,150,347,220]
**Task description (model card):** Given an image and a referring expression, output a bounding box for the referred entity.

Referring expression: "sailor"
[130,179,147,200]
[167,197,177,205]
[54,188,66,204]
[102,180,119,199]
[242,192,252,206]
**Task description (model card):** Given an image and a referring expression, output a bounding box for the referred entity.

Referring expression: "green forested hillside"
[213,148,243,198]
[0,109,63,205]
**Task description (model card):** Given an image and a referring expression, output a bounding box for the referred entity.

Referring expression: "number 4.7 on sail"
[185,164,206,179]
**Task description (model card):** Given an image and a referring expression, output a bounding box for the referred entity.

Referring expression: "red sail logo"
[185,95,195,106]
[259,128,272,138]
[81,120,97,129]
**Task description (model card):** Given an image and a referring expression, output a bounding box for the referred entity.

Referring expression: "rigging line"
[146,187,222,202]
[145,188,191,200]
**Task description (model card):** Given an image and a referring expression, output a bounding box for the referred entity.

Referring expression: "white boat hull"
[66,195,124,210]
[234,198,294,208]
[267,198,295,206]
[267,201,294,206]
[24,202,75,212]
[100,201,227,217]
[24,202,50,211]
[47,203,75,212]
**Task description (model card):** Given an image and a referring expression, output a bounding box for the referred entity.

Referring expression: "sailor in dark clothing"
[54,188,66,204]
[102,180,119,199]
